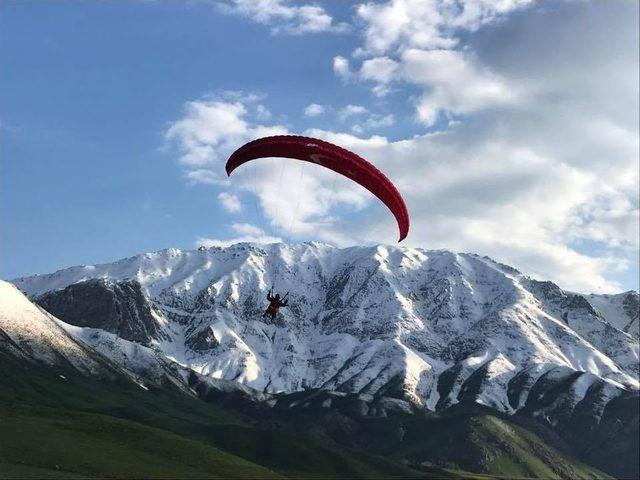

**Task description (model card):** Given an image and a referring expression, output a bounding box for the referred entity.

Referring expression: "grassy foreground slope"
[248,394,611,480]
[388,413,608,479]
[0,352,455,479]
[0,351,611,479]
[1,404,280,479]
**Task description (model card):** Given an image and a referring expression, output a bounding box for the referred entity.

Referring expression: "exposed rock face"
[36,279,165,345]
[561,294,600,317]
[185,326,220,352]
[623,291,639,334]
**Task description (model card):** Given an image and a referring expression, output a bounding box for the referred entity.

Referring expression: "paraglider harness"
[263,286,289,320]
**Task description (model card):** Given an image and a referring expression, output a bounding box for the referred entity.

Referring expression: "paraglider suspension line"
[286,162,306,243]
[274,158,286,221]
[250,161,262,226]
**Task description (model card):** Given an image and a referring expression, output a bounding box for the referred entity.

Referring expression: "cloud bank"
[166,1,638,293]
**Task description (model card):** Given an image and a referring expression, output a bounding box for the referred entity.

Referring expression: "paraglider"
[225,135,410,242]
[263,287,288,321]
[226,135,410,320]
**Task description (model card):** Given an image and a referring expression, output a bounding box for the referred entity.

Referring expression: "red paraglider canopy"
[225,135,410,242]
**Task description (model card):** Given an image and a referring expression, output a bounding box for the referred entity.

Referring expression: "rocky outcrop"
[185,326,220,352]
[622,291,639,335]
[36,279,166,345]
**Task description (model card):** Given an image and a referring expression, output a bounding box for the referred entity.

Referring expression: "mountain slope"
[586,290,639,338]
[13,244,638,409]
[0,280,108,375]
[0,279,463,479]
[8,243,639,477]
[0,332,607,480]
[0,331,464,480]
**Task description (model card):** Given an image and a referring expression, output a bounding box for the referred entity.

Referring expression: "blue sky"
[2,0,638,293]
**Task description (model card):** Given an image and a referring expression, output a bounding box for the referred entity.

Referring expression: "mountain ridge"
[11,243,638,409]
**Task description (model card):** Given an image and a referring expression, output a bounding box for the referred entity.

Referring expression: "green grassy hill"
[234,394,611,480]
[0,352,610,479]
[0,352,444,479]
[384,413,607,479]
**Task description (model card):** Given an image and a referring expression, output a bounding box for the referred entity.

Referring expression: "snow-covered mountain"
[11,243,639,419]
[586,290,639,338]
[0,279,202,394]
[0,280,106,375]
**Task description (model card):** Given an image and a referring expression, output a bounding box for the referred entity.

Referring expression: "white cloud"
[231,222,265,236]
[371,114,395,128]
[360,56,399,83]
[402,48,518,125]
[185,169,221,186]
[355,0,531,55]
[352,114,395,134]
[218,192,243,213]
[255,104,271,120]
[196,223,281,247]
[569,194,640,249]
[338,0,527,121]
[359,56,399,96]
[165,93,287,185]
[165,100,247,167]
[338,105,394,133]
[304,103,325,117]
[346,48,518,126]
[216,0,348,35]
[338,104,368,120]
[333,56,351,81]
